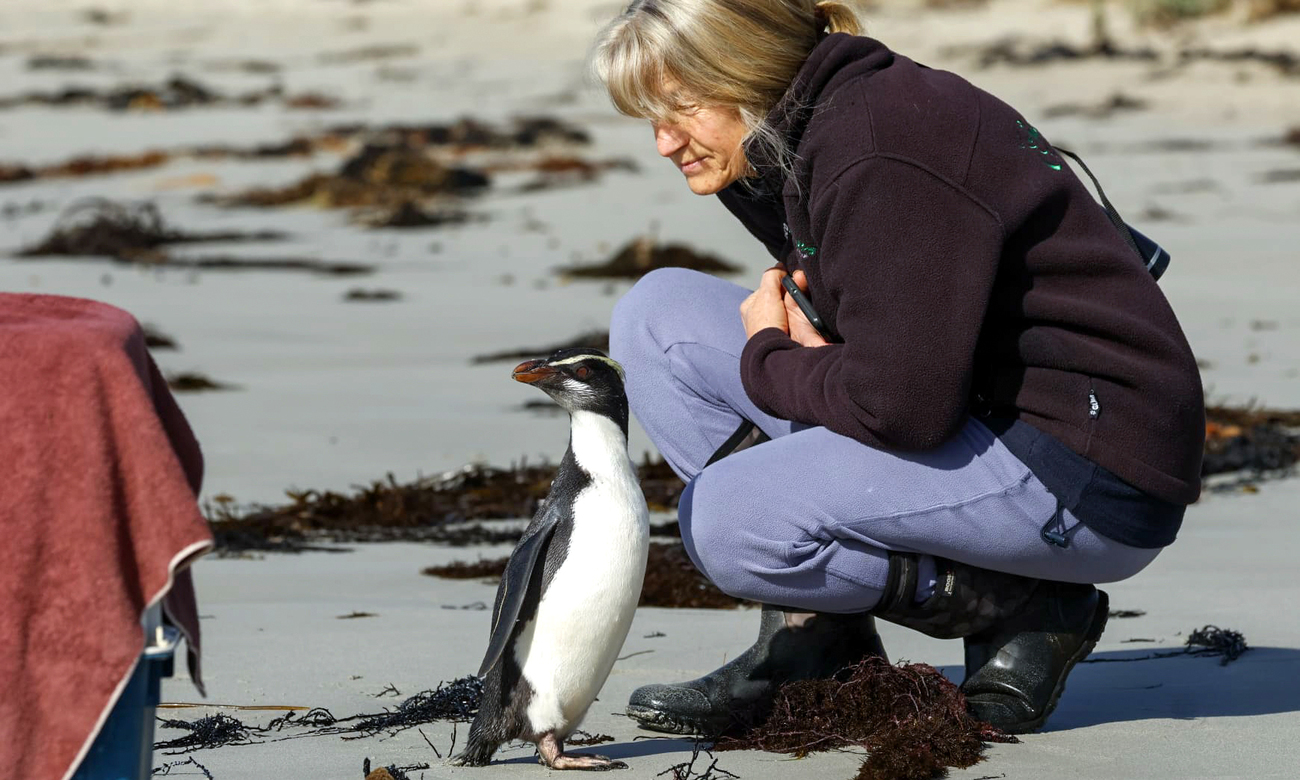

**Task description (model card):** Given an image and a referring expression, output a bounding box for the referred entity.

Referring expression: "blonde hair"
[591,1,862,180]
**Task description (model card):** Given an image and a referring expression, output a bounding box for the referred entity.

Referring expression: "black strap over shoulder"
[1054,146,1171,281]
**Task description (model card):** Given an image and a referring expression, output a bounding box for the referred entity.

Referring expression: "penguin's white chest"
[513,412,649,737]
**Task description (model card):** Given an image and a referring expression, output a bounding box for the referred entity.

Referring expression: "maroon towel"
[0,293,213,778]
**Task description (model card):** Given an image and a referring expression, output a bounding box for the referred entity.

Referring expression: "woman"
[595,0,1204,735]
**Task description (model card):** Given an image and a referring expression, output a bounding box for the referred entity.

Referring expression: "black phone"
[781,275,834,342]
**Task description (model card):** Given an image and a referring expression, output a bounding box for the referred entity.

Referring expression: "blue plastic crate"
[72,618,178,780]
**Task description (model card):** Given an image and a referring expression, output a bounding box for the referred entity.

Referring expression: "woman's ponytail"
[813,1,862,36]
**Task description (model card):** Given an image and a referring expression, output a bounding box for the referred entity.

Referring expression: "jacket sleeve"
[739,156,1004,450]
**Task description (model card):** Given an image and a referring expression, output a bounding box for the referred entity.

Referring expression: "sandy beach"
[1,0,1298,776]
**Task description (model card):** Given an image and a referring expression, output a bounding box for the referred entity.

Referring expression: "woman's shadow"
[500,645,1300,767]
[941,644,1300,730]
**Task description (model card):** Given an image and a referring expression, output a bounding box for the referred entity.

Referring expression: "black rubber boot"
[960,582,1109,734]
[871,553,1039,640]
[871,553,1108,733]
[625,606,887,735]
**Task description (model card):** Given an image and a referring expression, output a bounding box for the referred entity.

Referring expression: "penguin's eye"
[575,366,591,380]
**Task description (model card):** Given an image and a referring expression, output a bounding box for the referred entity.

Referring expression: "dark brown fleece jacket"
[721,34,1204,505]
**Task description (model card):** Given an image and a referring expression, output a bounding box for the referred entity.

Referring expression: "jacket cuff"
[740,327,799,414]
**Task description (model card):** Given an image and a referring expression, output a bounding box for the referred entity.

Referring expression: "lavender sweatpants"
[610,268,1160,614]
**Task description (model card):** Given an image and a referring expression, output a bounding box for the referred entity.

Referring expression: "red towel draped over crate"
[0,293,213,779]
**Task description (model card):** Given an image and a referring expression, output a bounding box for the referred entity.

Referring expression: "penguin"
[451,348,649,771]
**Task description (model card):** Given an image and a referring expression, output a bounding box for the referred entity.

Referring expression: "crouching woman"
[595,0,1204,735]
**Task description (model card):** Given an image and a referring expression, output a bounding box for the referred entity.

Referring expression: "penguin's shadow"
[937,645,1300,731]
[492,736,696,765]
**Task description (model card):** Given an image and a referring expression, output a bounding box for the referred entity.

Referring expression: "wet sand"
[2,0,1298,777]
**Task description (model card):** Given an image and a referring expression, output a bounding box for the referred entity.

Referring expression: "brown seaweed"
[567,731,615,746]
[1179,46,1300,77]
[343,288,403,302]
[471,329,610,364]
[421,558,507,580]
[967,38,1158,69]
[1080,625,1249,666]
[422,541,742,610]
[143,324,179,350]
[1203,405,1300,479]
[641,543,744,609]
[168,373,238,393]
[516,156,638,192]
[0,76,339,112]
[1257,169,1300,184]
[716,657,1016,780]
[355,202,472,229]
[153,756,214,778]
[156,714,260,753]
[207,456,686,554]
[27,55,96,71]
[221,142,490,209]
[18,199,285,259]
[657,740,739,780]
[1042,92,1149,120]
[18,199,370,275]
[561,237,741,280]
[0,116,594,188]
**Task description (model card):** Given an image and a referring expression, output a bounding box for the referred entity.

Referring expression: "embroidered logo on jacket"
[784,222,818,261]
[1016,120,1063,171]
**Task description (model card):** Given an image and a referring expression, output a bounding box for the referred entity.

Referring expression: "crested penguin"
[451,348,649,770]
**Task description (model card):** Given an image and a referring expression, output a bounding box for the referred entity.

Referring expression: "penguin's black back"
[463,444,592,754]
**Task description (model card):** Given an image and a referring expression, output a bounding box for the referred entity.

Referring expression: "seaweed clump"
[641,543,744,609]
[168,372,238,393]
[717,658,1016,780]
[350,678,483,735]
[224,142,489,209]
[17,199,369,275]
[0,75,337,112]
[1081,624,1249,665]
[207,457,686,554]
[561,236,741,280]
[156,713,260,753]
[422,541,742,609]
[1203,405,1300,484]
[1187,625,1249,665]
[422,558,508,580]
[268,676,482,739]
[19,199,282,260]
[471,329,610,364]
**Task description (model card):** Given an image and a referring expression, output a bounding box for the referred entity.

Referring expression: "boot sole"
[625,704,720,736]
[994,588,1110,735]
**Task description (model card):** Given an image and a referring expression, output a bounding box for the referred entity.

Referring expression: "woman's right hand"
[740,266,791,339]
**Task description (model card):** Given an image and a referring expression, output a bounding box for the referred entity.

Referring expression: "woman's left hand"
[740,266,790,339]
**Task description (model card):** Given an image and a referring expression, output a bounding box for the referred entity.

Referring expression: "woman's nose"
[653,122,688,157]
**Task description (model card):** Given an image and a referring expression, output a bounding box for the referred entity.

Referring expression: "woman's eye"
[576,366,591,379]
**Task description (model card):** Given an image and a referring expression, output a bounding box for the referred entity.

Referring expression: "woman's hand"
[783,269,831,348]
[740,266,789,339]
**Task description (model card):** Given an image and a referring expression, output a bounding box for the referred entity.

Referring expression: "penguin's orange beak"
[512,359,556,384]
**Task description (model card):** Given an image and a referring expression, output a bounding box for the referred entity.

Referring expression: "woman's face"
[652,102,750,196]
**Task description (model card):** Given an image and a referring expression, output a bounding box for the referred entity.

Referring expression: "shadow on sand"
[498,647,1300,765]
[936,645,1300,731]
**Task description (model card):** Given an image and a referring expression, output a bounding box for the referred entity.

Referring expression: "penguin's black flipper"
[477,513,559,677]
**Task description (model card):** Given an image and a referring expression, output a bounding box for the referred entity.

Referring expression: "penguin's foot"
[538,734,627,771]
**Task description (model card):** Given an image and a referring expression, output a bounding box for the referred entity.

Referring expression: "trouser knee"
[677,477,781,602]
[609,267,700,364]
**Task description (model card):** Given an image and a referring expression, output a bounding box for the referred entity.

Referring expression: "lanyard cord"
[1053,146,1145,263]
